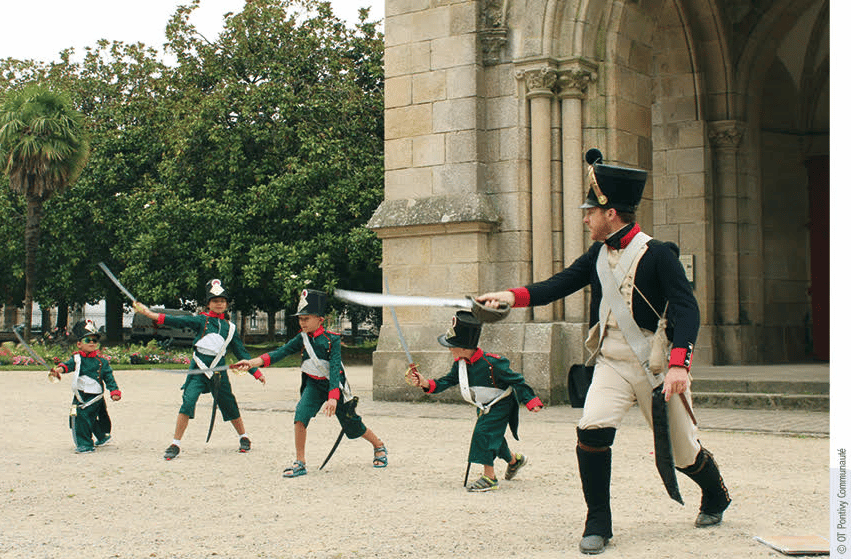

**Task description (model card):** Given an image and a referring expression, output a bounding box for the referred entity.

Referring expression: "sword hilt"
[404,363,421,386]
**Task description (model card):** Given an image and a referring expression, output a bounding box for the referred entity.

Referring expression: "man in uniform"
[477,150,730,554]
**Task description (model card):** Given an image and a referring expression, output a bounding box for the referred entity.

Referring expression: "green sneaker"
[505,453,528,480]
[163,444,180,461]
[467,475,499,492]
[95,434,111,447]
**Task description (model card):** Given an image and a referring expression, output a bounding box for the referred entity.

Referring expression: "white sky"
[0,0,384,63]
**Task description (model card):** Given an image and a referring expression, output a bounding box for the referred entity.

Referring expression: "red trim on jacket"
[328,388,341,401]
[669,346,693,371]
[261,353,272,368]
[110,390,121,398]
[509,288,531,308]
[252,370,263,380]
[201,311,226,319]
[526,397,544,410]
[425,379,437,394]
[155,313,166,325]
[463,348,484,364]
[75,350,100,358]
[617,223,641,249]
[304,325,326,338]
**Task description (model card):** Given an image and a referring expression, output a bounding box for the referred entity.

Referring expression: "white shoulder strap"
[301,332,353,402]
[458,360,512,414]
[596,233,664,388]
[71,354,104,409]
[193,321,236,378]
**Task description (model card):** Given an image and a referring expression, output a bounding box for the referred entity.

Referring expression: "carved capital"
[522,67,558,97]
[557,69,596,99]
[479,28,508,66]
[708,120,745,149]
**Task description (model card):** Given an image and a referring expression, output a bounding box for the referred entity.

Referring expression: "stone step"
[691,378,829,395]
[692,391,829,411]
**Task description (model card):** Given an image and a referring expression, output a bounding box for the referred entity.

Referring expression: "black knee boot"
[677,447,731,527]
[576,428,616,553]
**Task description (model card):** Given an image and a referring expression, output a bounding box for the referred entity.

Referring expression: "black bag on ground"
[568,364,595,408]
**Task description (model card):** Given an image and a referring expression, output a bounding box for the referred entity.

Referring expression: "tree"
[146,0,385,338]
[0,85,90,338]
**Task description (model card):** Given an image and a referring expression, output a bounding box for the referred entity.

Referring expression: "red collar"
[202,311,226,319]
[455,348,484,364]
[303,326,326,338]
[606,223,641,250]
[75,350,100,358]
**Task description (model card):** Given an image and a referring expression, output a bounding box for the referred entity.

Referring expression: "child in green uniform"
[408,310,543,492]
[49,320,122,453]
[133,279,266,460]
[233,289,386,477]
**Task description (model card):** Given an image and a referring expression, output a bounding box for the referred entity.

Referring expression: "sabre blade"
[335,288,472,310]
[383,278,415,365]
[97,262,137,303]
[12,325,50,370]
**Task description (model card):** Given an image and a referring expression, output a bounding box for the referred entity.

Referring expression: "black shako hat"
[579,148,647,213]
[72,319,100,341]
[294,289,327,316]
[205,279,229,303]
[437,310,482,349]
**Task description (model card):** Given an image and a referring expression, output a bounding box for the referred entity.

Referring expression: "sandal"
[282,460,307,478]
[372,445,388,468]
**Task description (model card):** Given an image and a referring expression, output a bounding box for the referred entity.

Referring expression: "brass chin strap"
[588,166,608,206]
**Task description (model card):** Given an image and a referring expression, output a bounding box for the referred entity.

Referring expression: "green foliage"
[0,83,92,336]
[0,0,385,336]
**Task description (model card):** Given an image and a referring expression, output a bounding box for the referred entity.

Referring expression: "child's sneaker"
[239,437,251,453]
[75,446,95,454]
[504,453,528,480]
[163,444,180,461]
[467,475,499,492]
[95,434,112,447]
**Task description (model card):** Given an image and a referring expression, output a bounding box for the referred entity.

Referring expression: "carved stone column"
[709,120,745,362]
[558,67,595,322]
[524,67,557,321]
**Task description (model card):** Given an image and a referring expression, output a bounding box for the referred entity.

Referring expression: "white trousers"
[578,328,701,468]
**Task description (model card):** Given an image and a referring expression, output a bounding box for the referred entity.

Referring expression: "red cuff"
[526,397,543,410]
[252,370,263,380]
[328,388,341,401]
[110,390,121,398]
[155,313,166,325]
[424,379,436,394]
[509,288,531,308]
[669,346,693,371]
[260,353,271,368]
[59,363,69,373]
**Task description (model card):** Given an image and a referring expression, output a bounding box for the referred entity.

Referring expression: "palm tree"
[0,85,90,339]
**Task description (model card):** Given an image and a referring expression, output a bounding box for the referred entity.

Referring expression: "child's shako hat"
[579,148,647,213]
[205,279,229,303]
[438,310,481,349]
[72,319,100,341]
[294,289,327,316]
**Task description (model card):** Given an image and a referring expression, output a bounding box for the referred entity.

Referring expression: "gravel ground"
[0,366,828,558]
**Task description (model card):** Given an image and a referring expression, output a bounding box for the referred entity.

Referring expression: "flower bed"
[0,340,192,367]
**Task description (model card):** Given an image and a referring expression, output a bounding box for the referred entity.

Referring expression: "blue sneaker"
[95,434,111,447]
[75,446,95,454]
